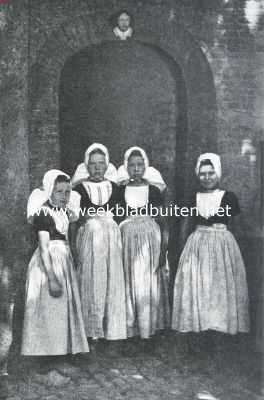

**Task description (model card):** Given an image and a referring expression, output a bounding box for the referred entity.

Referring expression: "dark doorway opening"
[59,40,188,281]
[59,41,187,201]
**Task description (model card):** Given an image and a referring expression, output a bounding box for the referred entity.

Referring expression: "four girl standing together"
[21,144,249,358]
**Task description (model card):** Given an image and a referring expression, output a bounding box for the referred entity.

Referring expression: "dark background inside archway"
[59,41,187,205]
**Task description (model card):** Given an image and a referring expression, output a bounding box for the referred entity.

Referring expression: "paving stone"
[131,374,144,380]
[8,397,22,400]
[55,363,83,378]
[109,368,120,374]
[33,371,71,387]
[43,396,59,400]
[78,377,100,387]
[23,392,40,400]
[146,395,162,400]
[7,337,257,400]
[169,387,183,395]
[111,377,127,385]
[78,381,101,392]
[86,364,101,374]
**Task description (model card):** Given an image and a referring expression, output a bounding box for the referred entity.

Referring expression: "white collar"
[113,26,133,40]
[196,190,225,219]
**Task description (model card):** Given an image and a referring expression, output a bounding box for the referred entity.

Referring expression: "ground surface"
[6,334,263,400]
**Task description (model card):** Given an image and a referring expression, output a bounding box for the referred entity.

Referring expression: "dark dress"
[73,180,127,340]
[21,203,89,355]
[172,190,249,334]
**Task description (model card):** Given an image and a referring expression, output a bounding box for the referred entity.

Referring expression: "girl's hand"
[48,278,63,298]
[38,231,63,297]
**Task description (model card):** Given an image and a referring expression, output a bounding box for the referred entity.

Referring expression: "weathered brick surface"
[29,2,217,200]
[0,3,30,297]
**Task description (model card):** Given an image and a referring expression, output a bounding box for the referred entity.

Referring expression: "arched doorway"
[59,41,187,205]
[59,40,188,283]
[29,11,217,194]
[29,10,217,282]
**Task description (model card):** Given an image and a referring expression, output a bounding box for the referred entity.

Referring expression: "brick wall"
[29,1,217,197]
[0,5,30,266]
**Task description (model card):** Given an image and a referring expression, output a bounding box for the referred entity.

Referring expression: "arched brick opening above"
[29,9,217,199]
[59,40,187,204]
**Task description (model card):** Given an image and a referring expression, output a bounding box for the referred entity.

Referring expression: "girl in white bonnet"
[172,153,249,342]
[71,144,127,344]
[22,170,89,358]
[117,146,170,344]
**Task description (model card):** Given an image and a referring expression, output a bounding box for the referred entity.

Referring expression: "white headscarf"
[195,153,222,179]
[43,170,69,199]
[71,143,117,185]
[113,26,133,40]
[27,169,72,222]
[117,146,166,192]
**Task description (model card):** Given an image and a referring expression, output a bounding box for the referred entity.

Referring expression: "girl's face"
[198,165,219,191]
[127,155,145,182]
[50,181,71,208]
[87,152,107,182]
[117,13,130,31]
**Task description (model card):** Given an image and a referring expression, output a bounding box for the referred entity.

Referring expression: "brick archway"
[29,8,217,200]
